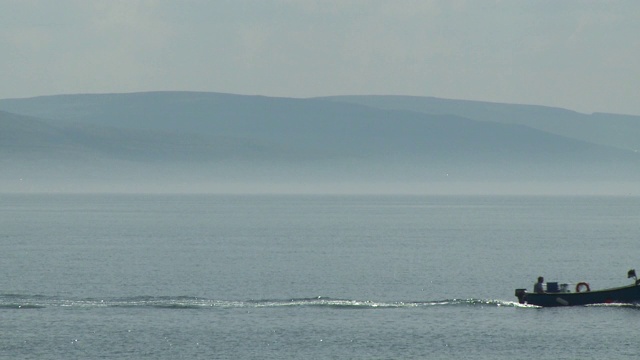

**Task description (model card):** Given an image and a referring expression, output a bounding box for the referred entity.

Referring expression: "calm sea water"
[1,194,640,359]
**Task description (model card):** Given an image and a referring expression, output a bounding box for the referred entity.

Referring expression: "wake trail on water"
[0,294,529,310]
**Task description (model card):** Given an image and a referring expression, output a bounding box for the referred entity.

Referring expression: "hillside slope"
[1,92,639,193]
[322,95,640,152]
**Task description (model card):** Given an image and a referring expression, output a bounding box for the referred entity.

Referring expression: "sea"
[1,193,639,359]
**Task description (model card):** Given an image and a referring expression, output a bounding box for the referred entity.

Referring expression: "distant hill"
[321,95,640,152]
[0,109,297,162]
[1,92,639,193]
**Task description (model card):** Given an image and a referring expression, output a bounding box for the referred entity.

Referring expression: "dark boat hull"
[515,284,640,307]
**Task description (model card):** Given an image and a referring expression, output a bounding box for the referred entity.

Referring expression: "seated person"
[534,276,545,293]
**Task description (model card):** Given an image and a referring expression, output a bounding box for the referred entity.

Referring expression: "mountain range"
[1,91,638,194]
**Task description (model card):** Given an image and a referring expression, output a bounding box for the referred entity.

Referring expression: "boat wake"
[0,294,526,310]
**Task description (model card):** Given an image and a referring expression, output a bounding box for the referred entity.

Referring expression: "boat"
[515,269,640,307]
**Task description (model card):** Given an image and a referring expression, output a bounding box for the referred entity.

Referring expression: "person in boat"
[534,276,545,293]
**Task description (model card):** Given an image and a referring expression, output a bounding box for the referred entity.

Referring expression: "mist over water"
[2,155,639,195]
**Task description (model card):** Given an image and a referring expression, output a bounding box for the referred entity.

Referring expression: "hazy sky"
[2,0,639,115]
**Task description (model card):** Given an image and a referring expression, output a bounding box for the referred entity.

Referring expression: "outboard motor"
[515,289,527,304]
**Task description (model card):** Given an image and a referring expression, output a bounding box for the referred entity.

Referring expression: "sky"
[1,0,639,115]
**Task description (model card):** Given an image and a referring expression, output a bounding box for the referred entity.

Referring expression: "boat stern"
[515,288,527,304]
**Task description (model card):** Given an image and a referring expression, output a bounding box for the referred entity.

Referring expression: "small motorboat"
[515,269,640,307]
